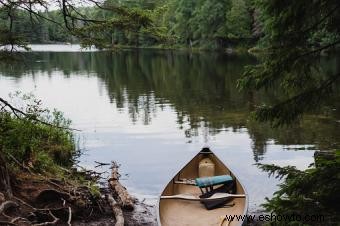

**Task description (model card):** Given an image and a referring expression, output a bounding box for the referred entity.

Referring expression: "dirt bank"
[0,165,157,226]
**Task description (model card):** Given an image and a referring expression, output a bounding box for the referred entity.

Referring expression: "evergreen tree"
[238,0,340,126]
[225,0,252,40]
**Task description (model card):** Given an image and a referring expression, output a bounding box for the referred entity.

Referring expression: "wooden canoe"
[157,148,248,226]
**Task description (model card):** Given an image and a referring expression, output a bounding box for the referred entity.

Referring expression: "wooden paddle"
[160,193,246,201]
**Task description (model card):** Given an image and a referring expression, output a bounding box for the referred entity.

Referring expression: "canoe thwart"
[195,175,233,188]
[174,178,196,185]
[175,175,233,188]
[160,193,246,201]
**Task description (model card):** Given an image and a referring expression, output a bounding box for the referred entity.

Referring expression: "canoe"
[157,148,248,226]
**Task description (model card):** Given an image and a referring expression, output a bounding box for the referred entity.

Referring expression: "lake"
[1,45,339,212]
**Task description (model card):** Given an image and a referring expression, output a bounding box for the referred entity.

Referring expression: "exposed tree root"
[0,201,19,215]
[0,159,155,226]
[67,207,72,226]
[32,211,59,226]
[10,217,28,224]
[0,193,4,203]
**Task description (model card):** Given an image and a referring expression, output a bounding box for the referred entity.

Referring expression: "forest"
[1,0,336,50]
[1,0,338,50]
[0,0,255,49]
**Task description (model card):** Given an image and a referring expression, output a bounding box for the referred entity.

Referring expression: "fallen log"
[107,194,124,226]
[108,162,134,210]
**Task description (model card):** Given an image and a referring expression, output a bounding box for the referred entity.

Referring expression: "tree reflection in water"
[1,50,340,162]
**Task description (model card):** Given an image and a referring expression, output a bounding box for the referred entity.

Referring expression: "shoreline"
[12,43,253,55]
[0,163,157,226]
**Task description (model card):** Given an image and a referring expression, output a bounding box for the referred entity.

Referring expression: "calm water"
[1,45,340,212]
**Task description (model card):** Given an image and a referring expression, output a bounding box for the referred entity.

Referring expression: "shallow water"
[1,45,339,212]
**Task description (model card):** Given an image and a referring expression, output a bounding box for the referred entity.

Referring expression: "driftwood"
[107,194,124,226]
[108,162,134,210]
[94,161,110,168]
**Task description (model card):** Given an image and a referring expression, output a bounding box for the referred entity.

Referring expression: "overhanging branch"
[0,97,80,131]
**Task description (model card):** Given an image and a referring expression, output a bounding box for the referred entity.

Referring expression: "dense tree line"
[161,0,254,48]
[0,0,153,51]
[0,0,256,49]
[1,0,339,50]
[100,0,255,49]
[0,8,75,44]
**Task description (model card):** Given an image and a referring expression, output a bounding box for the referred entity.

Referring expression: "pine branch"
[302,2,340,34]
[256,163,303,180]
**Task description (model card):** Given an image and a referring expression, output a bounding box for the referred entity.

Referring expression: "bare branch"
[0,97,81,131]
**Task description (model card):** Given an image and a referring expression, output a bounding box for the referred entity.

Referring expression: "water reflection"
[2,50,340,161]
[1,48,340,210]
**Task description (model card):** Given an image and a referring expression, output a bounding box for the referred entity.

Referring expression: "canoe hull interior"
[158,149,248,226]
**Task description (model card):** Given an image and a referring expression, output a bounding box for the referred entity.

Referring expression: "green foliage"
[87,181,101,198]
[3,0,339,51]
[0,0,164,49]
[225,0,252,39]
[258,151,340,225]
[160,0,254,49]
[0,92,77,174]
[0,6,73,45]
[0,0,256,49]
[238,0,340,126]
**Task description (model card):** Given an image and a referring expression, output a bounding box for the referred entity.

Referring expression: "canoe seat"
[195,175,233,188]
